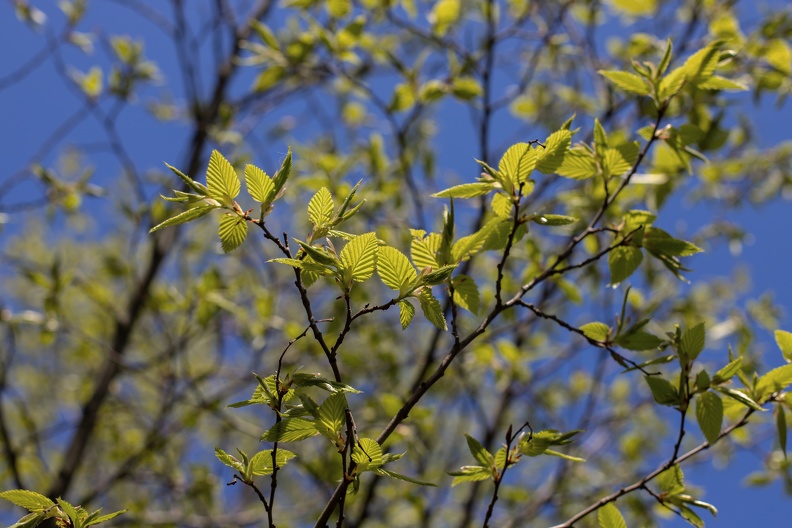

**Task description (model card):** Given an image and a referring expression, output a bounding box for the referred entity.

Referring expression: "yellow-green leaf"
[245,164,273,203]
[696,391,723,444]
[499,143,538,186]
[340,232,379,283]
[378,246,417,294]
[308,187,335,227]
[598,503,627,528]
[218,213,248,253]
[599,70,651,95]
[207,150,240,202]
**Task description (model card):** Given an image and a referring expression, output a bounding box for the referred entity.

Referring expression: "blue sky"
[2,2,791,526]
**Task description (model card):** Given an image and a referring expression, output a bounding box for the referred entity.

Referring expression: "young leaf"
[84,509,127,526]
[616,330,663,351]
[308,187,335,227]
[289,373,362,393]
[756,364,792,399]
[165,162,209,196]
[417,289,446,330]
[149,204,216,233]
[599,70,651,95]
[536,129,572,174]
[215,447,244,472]
[713,386,764,411]
[0,490,55,511]
[352,438,383,472]
[452,274,479,315]
[680,323,706,363]
[245,164,273,204]
[609,246,643,284]
[448,466,492,486]
[645,375,679,406]
[465,433,495,468]
[340,232,379,283]
[296,240,339,267]
[271,148,292,199]
[775,330,792,363]
[411,233,440,270]
[598,502,627,528]
[532,214,578,226]
[318,393,347,436]
[206,150,240,202]
[696,391,723,444]
[249,449,297,475]
[373,468,437,486]
[499,142,538,186]
[556,147,598,180]
[657,464,685,495]
[261,417,319,442]
[712,356,742,385]
[268,258,333,274]
[431,182,495,198]
[581,322,611,342]
[218,213,248,253]
[398,299,415,330]
[377,246,417,294]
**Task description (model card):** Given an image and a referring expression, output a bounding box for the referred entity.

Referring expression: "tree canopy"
[2,1,792,527]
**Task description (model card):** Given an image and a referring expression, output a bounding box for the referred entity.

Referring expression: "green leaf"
[713,386,765,411]
[581,322,611,342]
[289,373,361,393]
[645,375,679,406]
[296,240,339,267]
[318,393,347,435]
[712,356,742,385]
[597,502,628,528]
[657,464,685,495]
[218,213,248,253]
[352,438,383,471]
[245,164,274,203]
[340,232,378,283]
[377,246,417,294]
[499,142,538,185]
[778,405,788,458]
[372,468,437,486]
[271,148,292,199]
[644,227,703,257]
[7,511,48,528]
[599,70,651,95]
[420,264,456,286]
[215,447,244,472]
[756,364,792,399]
[604,142,640,177]
[464,433,494,468]
[680,323,706,363]
[617,330,663,351]
[448,466,492,486]
[681,41,722,85]
[608,246,643,284]
[696,391,723,444]
[452,275,479,315]
[491,192,513,219]
[431,0,460,36]
[451,77,482,100]
[625,209,656,231]
[544,449,586,462]
[697,75,748,91]
[56,499,78,524]
[398,299,415,330]
[268,258,333,274]
[165,162,209,195]
[249,449,297,476]
[327,0,351,18]
[431,182,495,198]
[775,330,792,363]
[261,417,319,442]
[84,509,127,526]
[389,83,415,112]
[452,217,502,262]
[411,233,440,270]
[417,289,446,330]
[254,65,285,92]
[537,129,572,174]
[658,66,687,100]
[206,150,240,202]
[532,214,578,226]
[679,504,705,528]
[308,187,335,227]
[0,490,55,512]
[557,147,598,180]
[149,204,216,233]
